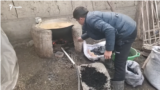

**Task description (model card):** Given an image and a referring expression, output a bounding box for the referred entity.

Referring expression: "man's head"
[73,6,88,25]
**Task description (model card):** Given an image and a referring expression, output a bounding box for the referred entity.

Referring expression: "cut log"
[31,24,53,58]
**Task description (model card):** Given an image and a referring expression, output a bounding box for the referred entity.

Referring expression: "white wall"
[1,1,137,44]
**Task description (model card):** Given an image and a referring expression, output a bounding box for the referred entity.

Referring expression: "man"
[73,6,137,90]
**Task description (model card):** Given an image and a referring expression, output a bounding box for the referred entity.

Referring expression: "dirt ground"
[13,39,156,90]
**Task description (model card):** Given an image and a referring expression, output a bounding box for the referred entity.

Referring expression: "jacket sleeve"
[81,33,89,40]
[81,25,89,40]
[88,15,116,51]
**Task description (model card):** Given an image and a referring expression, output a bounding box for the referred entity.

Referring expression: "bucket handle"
[135,52,140,57]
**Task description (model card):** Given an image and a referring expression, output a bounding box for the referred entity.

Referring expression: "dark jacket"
[81,11,136,51]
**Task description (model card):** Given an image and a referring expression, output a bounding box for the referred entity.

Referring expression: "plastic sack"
[79,62,111,90]
[125,60,144,87]
[1,28,19,90]
[83,41,106,61]
[144,46,160,90]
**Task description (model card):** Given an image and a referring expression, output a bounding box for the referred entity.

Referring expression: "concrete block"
[1,1,17,20]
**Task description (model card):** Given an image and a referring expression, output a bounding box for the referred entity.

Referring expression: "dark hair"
[73,6,88,20]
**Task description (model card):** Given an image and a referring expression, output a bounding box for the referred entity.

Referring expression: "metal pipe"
[61,47,80,90]
[61,47,75,65]
[76,66,81,90]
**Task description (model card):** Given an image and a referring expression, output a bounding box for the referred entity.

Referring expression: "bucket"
[112,47,140,61]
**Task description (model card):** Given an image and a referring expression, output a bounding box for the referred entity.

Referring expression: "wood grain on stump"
[31,24,53,58]
[72,25,83,52]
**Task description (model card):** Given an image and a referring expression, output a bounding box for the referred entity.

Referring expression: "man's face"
[76,17,85,25]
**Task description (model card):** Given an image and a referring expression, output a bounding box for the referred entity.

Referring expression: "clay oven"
[31,18,82,58]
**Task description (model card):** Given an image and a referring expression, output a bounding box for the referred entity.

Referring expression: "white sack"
[1,28,19,90]
[125,60,144,87]
[144,46,160,90]
[83,41,105,61]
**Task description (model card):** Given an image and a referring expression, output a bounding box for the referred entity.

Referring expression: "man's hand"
[77,37,83,42]
[104,51,112,60]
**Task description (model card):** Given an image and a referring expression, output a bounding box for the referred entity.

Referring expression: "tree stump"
[31,24,53,58]
[72,24,83,52]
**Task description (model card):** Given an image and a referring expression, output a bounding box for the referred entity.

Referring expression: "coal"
[127,66,138,75]
[91,46,105,55]
[81,66,107,90]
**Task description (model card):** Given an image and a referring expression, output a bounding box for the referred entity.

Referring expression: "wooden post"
[146,1,151,44]
[31,24,53,58]
[135,1,143,40]
[141,1,146,44]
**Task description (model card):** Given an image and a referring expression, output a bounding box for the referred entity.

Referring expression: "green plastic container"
[112,47,140,61]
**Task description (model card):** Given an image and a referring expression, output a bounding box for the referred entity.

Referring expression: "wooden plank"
[151,1,156,42]
[149,1,153,29]
[143,1,149,44]
[144,37,160,41]
[157,1,160,43]
[142,54,151,69]
[135,1,143,40]
[151,1,155,29]
[150,0,157,42]
[146,1,151,44]
[144,27,160,32]
[141,1,146,44]
[154,1,159,27]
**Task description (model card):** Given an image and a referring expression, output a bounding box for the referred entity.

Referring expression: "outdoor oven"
[31,18,82,58]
